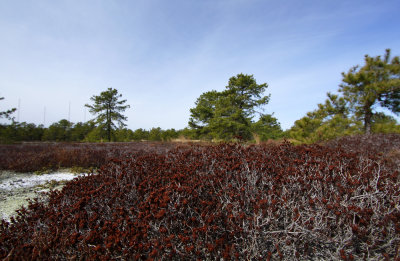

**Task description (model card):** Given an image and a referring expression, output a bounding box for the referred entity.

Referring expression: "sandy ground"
[0,170,84,221]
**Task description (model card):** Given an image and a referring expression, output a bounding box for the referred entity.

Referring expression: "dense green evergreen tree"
[339,49,400,134]
[251,114,283,141]
[17,122,44,141]
[189,74,271,141]
[208,94,253,140]
[114,128,134,142]
[148,127,163,141]
[85,88,130,141]
[188,90,221,139]
[0,122,44,143]
[0,124,15,143]
[288,93,361,143]
[370,112,400,133]
[131,128,149,141]
[161,128,179,141]
[69,122,95,141]
[178,127,197,140]
[289,49,400,143]
[85,127,105,142]
[42,119,73,141]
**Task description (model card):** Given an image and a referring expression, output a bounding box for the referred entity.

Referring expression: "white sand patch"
[0,172,82,190]
[0,171,87,221]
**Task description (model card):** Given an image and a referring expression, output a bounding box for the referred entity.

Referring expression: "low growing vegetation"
[1,134,399,260]
[0,142,185,172]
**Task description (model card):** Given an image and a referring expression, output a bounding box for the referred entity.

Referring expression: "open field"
[0,135,400,260]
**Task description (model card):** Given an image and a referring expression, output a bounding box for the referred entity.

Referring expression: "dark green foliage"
[15,122,45,141]
[131,128,149,141]
[147,127,178,141]
[371,112,400,133]
[148,127,163,141]
[0,120,189,143]
[189,90,221,139]
[161,128,179,141]
[0,122,44,143]
[70,122,96,141]
[84,126,105,142]
[114,128,134,142]
[0,120,95,143]
[289,49,400,143]
[85,88,130,141]
[339,49,400,133]
[177,127,198,140]
[189,73,277,141]
[288,93,362,143]
[42,119,73,141]
[41,120,96,142]
[251,114,283,141]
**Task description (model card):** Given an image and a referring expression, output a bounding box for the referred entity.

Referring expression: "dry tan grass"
[384,148,400,165]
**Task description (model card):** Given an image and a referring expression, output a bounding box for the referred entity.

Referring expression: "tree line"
[0,120,186,143]
[187,49,400,142]
[1,49,399,143]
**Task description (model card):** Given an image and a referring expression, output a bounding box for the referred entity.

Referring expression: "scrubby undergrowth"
[1,135,400,260]
[0,142,185,172]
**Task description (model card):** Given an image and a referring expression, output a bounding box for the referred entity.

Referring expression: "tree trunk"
[364,107,372,134]
[107,107,111,142]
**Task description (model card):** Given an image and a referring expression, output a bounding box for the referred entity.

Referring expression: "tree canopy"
[288,49,400,143]
[339,49,400,134]
[85,88,130,141]
[42,119,73,141]
[189,73,281,141]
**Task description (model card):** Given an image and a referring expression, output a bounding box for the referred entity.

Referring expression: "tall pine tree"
[85,88,130,141]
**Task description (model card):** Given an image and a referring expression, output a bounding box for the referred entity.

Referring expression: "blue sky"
[0,0,399,130]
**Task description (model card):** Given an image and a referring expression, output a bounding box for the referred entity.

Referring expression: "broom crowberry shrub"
[0,135,399,260]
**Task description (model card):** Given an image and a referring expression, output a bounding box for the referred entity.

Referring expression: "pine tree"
[189,74,271,141]
[85,88,130,141]
[339,49,400,134]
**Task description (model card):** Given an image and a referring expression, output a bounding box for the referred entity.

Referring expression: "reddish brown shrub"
[0,142,185,172]
[1,135,399,259]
